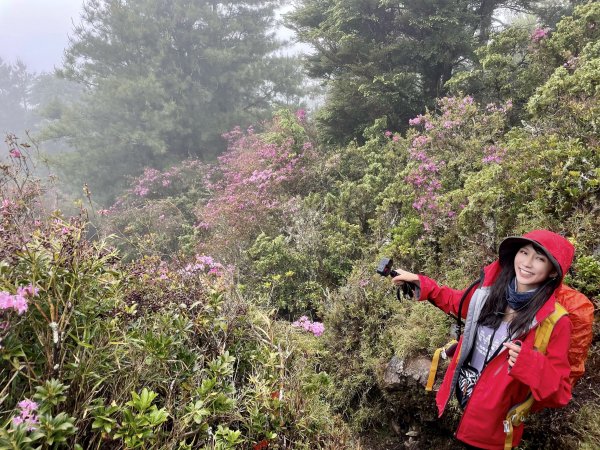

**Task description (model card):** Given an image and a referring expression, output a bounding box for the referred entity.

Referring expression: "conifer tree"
[286,0,538,144]
[45,0,303,204]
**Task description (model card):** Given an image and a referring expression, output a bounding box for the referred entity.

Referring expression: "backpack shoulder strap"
[455,271,484,335]
[534,302,568,353]
[503,303,568,449]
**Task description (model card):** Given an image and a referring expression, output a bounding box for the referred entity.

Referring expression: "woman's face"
[513,244,557,292]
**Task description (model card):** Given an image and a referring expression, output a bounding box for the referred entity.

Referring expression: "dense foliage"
[285,0,542,144]
[0,139,353,449]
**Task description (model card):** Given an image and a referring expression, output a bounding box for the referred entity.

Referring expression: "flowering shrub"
[531,27,549,43]
[101,159,209,260]
[292,315,325,336]
[403,95,511,233]
[195,110,318,259]
[0,135,353,449]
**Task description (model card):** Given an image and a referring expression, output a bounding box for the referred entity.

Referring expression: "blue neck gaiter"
[506,277,538,310]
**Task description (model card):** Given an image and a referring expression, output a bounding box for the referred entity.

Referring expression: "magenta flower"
[292,316,324,336]
[12,399,38,431]
[0,290,30,315]
[17,400,38,411]
[9,148,22,158]
[408,115,424,126]
[295,109,306,122]
[310,322,325,336]
[412,135,430,148]
[531,27,549,43]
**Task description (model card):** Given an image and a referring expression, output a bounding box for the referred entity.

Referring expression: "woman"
[392,230,574,449]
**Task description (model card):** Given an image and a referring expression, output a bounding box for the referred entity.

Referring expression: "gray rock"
[383,355,432,389]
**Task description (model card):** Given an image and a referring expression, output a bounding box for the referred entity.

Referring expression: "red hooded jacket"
[417,230,574,449]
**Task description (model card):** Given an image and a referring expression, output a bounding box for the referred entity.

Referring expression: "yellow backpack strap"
[503,303,568,449]
[426,340,457,392]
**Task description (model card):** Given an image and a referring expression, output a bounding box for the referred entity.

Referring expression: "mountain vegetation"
[0,1,599,449]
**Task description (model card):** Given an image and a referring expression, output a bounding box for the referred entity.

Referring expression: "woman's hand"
[391,269,420,287]
[503,341,522,369]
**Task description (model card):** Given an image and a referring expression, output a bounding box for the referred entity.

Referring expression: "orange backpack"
[555,284,595,386]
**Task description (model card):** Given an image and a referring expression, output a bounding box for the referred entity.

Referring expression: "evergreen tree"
[0,59,34,136]
[286,0,536,144]
[45,0,303,204]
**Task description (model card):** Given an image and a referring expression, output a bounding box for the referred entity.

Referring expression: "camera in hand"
[376,257,416,299]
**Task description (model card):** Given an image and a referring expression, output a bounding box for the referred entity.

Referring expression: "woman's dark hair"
[479,248,560,337]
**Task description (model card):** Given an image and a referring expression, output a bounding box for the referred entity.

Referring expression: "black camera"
[376,257,416,299]
[376,257,398,278]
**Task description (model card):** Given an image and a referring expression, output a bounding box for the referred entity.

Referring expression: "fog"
[0,0,84,72]
[0,0,312,208]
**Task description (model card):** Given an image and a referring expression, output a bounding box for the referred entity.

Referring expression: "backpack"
[502,303,568,450]
[554,284,595,386]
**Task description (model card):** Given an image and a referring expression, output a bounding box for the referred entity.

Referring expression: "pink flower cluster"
[0,285,38,315]
[406,147,443,213]
[198,116,312,238]
[482,145,507,164]
[12,399,39,430]
[292,316,325,336]
[531,27,549,43]
[9,148,22,158]
[183,255,224,276]
[295,109,307,122]
[129,161,205,198]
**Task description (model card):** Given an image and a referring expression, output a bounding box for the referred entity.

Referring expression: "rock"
[383,355,432,389]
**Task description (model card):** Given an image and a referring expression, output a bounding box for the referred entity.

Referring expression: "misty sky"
[0,0,84,73]
[0,1,301,74]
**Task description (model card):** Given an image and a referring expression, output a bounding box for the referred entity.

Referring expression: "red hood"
[498,229,575,279]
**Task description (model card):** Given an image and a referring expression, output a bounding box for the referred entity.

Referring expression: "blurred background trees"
[41,0,305,204]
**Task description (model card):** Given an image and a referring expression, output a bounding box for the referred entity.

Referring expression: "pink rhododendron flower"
[295,109,306,122]
[412,135,430,148]
[0,289,31,315]
[17,400,38,411]
[408,115,424,126]
[13,399,38,430]
[11,294,28,315]
[17,285,39,298]
[531,27,549,42]
[292,316,325,336]
[482,145,507,164]
[0,292,12,310]
[9,148,22,158]
[384,130,392,137]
